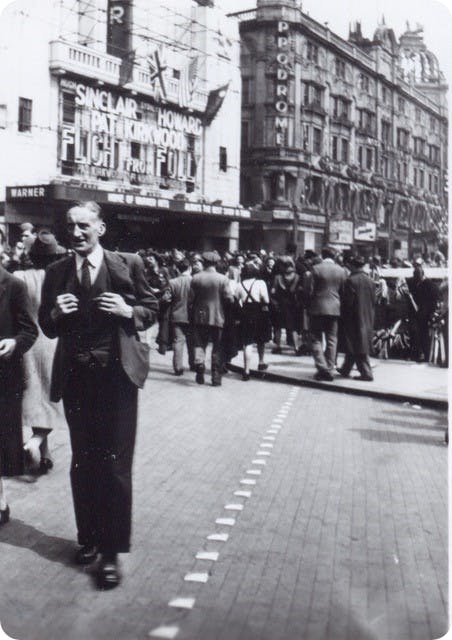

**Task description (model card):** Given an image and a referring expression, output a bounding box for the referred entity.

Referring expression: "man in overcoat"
[39,201,158,589]
[189,251,234,386]
[337,255,376,381]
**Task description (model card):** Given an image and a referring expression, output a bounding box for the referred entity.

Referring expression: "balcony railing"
[49,39,209,113]
[49,40,121,85]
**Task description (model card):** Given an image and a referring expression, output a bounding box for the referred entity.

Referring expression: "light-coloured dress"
[14,269,65,429]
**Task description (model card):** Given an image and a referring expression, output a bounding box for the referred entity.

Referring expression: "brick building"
[231,0,448,260]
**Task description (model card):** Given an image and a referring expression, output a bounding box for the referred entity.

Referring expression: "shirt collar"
[75,243,104,269]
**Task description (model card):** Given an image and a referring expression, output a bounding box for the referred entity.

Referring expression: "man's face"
[66,206,105,256]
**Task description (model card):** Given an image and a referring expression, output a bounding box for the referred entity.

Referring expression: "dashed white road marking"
[184,573,209,583]
[168,598,196,610]
[234,490,252,498]
[149,626,179,638]
[207,533,229,542]
[196,551,219,561]
[154,391,298,639]
[215,517,236,526]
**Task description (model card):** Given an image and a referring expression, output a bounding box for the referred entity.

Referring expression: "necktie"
[80,257,91,291]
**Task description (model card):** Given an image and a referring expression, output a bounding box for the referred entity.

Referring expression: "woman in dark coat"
[337,256,376,381]
[0,262,38,525]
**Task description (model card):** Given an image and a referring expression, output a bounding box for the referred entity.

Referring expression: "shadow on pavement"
[370,417,446,430]
[350,428,446,447]
[0,519,75,568]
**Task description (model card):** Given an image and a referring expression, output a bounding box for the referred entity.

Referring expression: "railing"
[49,40,121,85]
[227,9,257,21]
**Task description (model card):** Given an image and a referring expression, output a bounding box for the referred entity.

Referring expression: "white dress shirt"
[75,243,104,286]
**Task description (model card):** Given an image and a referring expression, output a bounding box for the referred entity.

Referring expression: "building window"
[242,120,250,149]
[398,96,405,114]
[303,83,323,108]
[306,41,319,64]
[359,73,369,92]
[413,167,417,186]
[18,97,32,132]
[332,96,349,119]
[219,146,227,172]
[302,124,309,151]
[313,127,322,154]
[131,142,141,159]
[331,136,338,161]
[414,137,425,156]
[434,175,439,193]
[358,146,363,169]
[62,92,76,124]
[341,138,349,163]
[419,169,424,188]
[335,58,345,79]
[366,147,373,170]
[429,144,440,164]
[381,156,389,178]
[397,128,409,150]
[242,78,253,105]
[381,120,391,146]
[430,116,437,132]
[358,109,375,135]
[415,107,421,123]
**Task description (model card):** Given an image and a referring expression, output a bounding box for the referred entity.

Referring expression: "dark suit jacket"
[190,267,234,328]
[0,266,38,393]
[39,250,158,401]
[309,259,346,317]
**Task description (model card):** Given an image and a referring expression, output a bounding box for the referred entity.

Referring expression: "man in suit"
[337,255,376,381]
[168,257,195,375]
[190,251,234,386]
[39,201,158,589]
[307,246,346,381]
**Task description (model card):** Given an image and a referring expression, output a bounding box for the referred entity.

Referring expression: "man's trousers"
[63,358,138,554]
[310,315,339,374]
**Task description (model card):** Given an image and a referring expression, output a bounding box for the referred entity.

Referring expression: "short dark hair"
[176,257,191,272]
[242,261,261,279]
[322,246,336,259]
[68,201,104,220]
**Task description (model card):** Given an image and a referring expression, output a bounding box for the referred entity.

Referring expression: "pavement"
[0,345,448,640]
[229,347,448,409]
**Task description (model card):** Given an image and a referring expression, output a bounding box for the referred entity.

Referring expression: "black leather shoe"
[75,545,99,565]
[211,380,222,387]
[195,369,205,384]
[353,375,374,382]
[0,505,10,527]
[174,369,184,376]
[97,554,121,590]
[336,368,350,378]
[314,371,334,382]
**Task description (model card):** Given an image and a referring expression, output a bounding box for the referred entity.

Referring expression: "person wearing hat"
[408,259,440,362]
[306,246,347,380]
[14,230,67,473]
[189,251,234,386]
[337,255,376,381]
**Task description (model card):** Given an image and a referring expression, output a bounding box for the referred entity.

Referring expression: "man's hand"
[95,293,133,318]
[51,293,79,321]
[0,338,17,359]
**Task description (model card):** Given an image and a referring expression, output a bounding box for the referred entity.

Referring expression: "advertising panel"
[329,219,353,244]
[58,79,202,191]
[354,221,376,242]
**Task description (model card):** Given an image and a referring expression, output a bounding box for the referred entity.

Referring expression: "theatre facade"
[232,0,448,259]
[0,0,245,251]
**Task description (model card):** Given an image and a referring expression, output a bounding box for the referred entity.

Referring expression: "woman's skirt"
[240,303,272,346]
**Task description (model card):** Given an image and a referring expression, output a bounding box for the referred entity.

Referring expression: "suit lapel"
[103,250,136,304]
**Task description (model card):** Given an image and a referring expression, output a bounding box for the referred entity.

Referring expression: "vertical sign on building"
[275,21,289,146]
[107,0,132,59]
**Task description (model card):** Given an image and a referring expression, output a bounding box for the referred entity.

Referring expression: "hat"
[350,255,365,268]
[201,251,220,264]
[414,257,424,266]
[29,230,64,256]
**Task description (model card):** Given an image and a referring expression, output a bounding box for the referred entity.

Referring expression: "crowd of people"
[0,210,448,592]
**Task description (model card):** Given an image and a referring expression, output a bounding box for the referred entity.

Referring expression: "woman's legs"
[24,428,52,468]
[243,344,253,374]
[257,342,266,366]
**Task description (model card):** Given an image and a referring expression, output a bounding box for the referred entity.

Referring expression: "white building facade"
[0,0,245,250]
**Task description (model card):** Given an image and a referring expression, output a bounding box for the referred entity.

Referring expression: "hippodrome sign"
[275,21,290,145]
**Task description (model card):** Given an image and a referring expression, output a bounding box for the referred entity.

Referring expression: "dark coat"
[169,273,192,324]
[341,269,376,355]
[38,250,158,401]
[309,259,347,317]
[0,266,38,394]
[190,267,234,328]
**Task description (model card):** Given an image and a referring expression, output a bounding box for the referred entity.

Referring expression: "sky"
[221,0,452,92]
